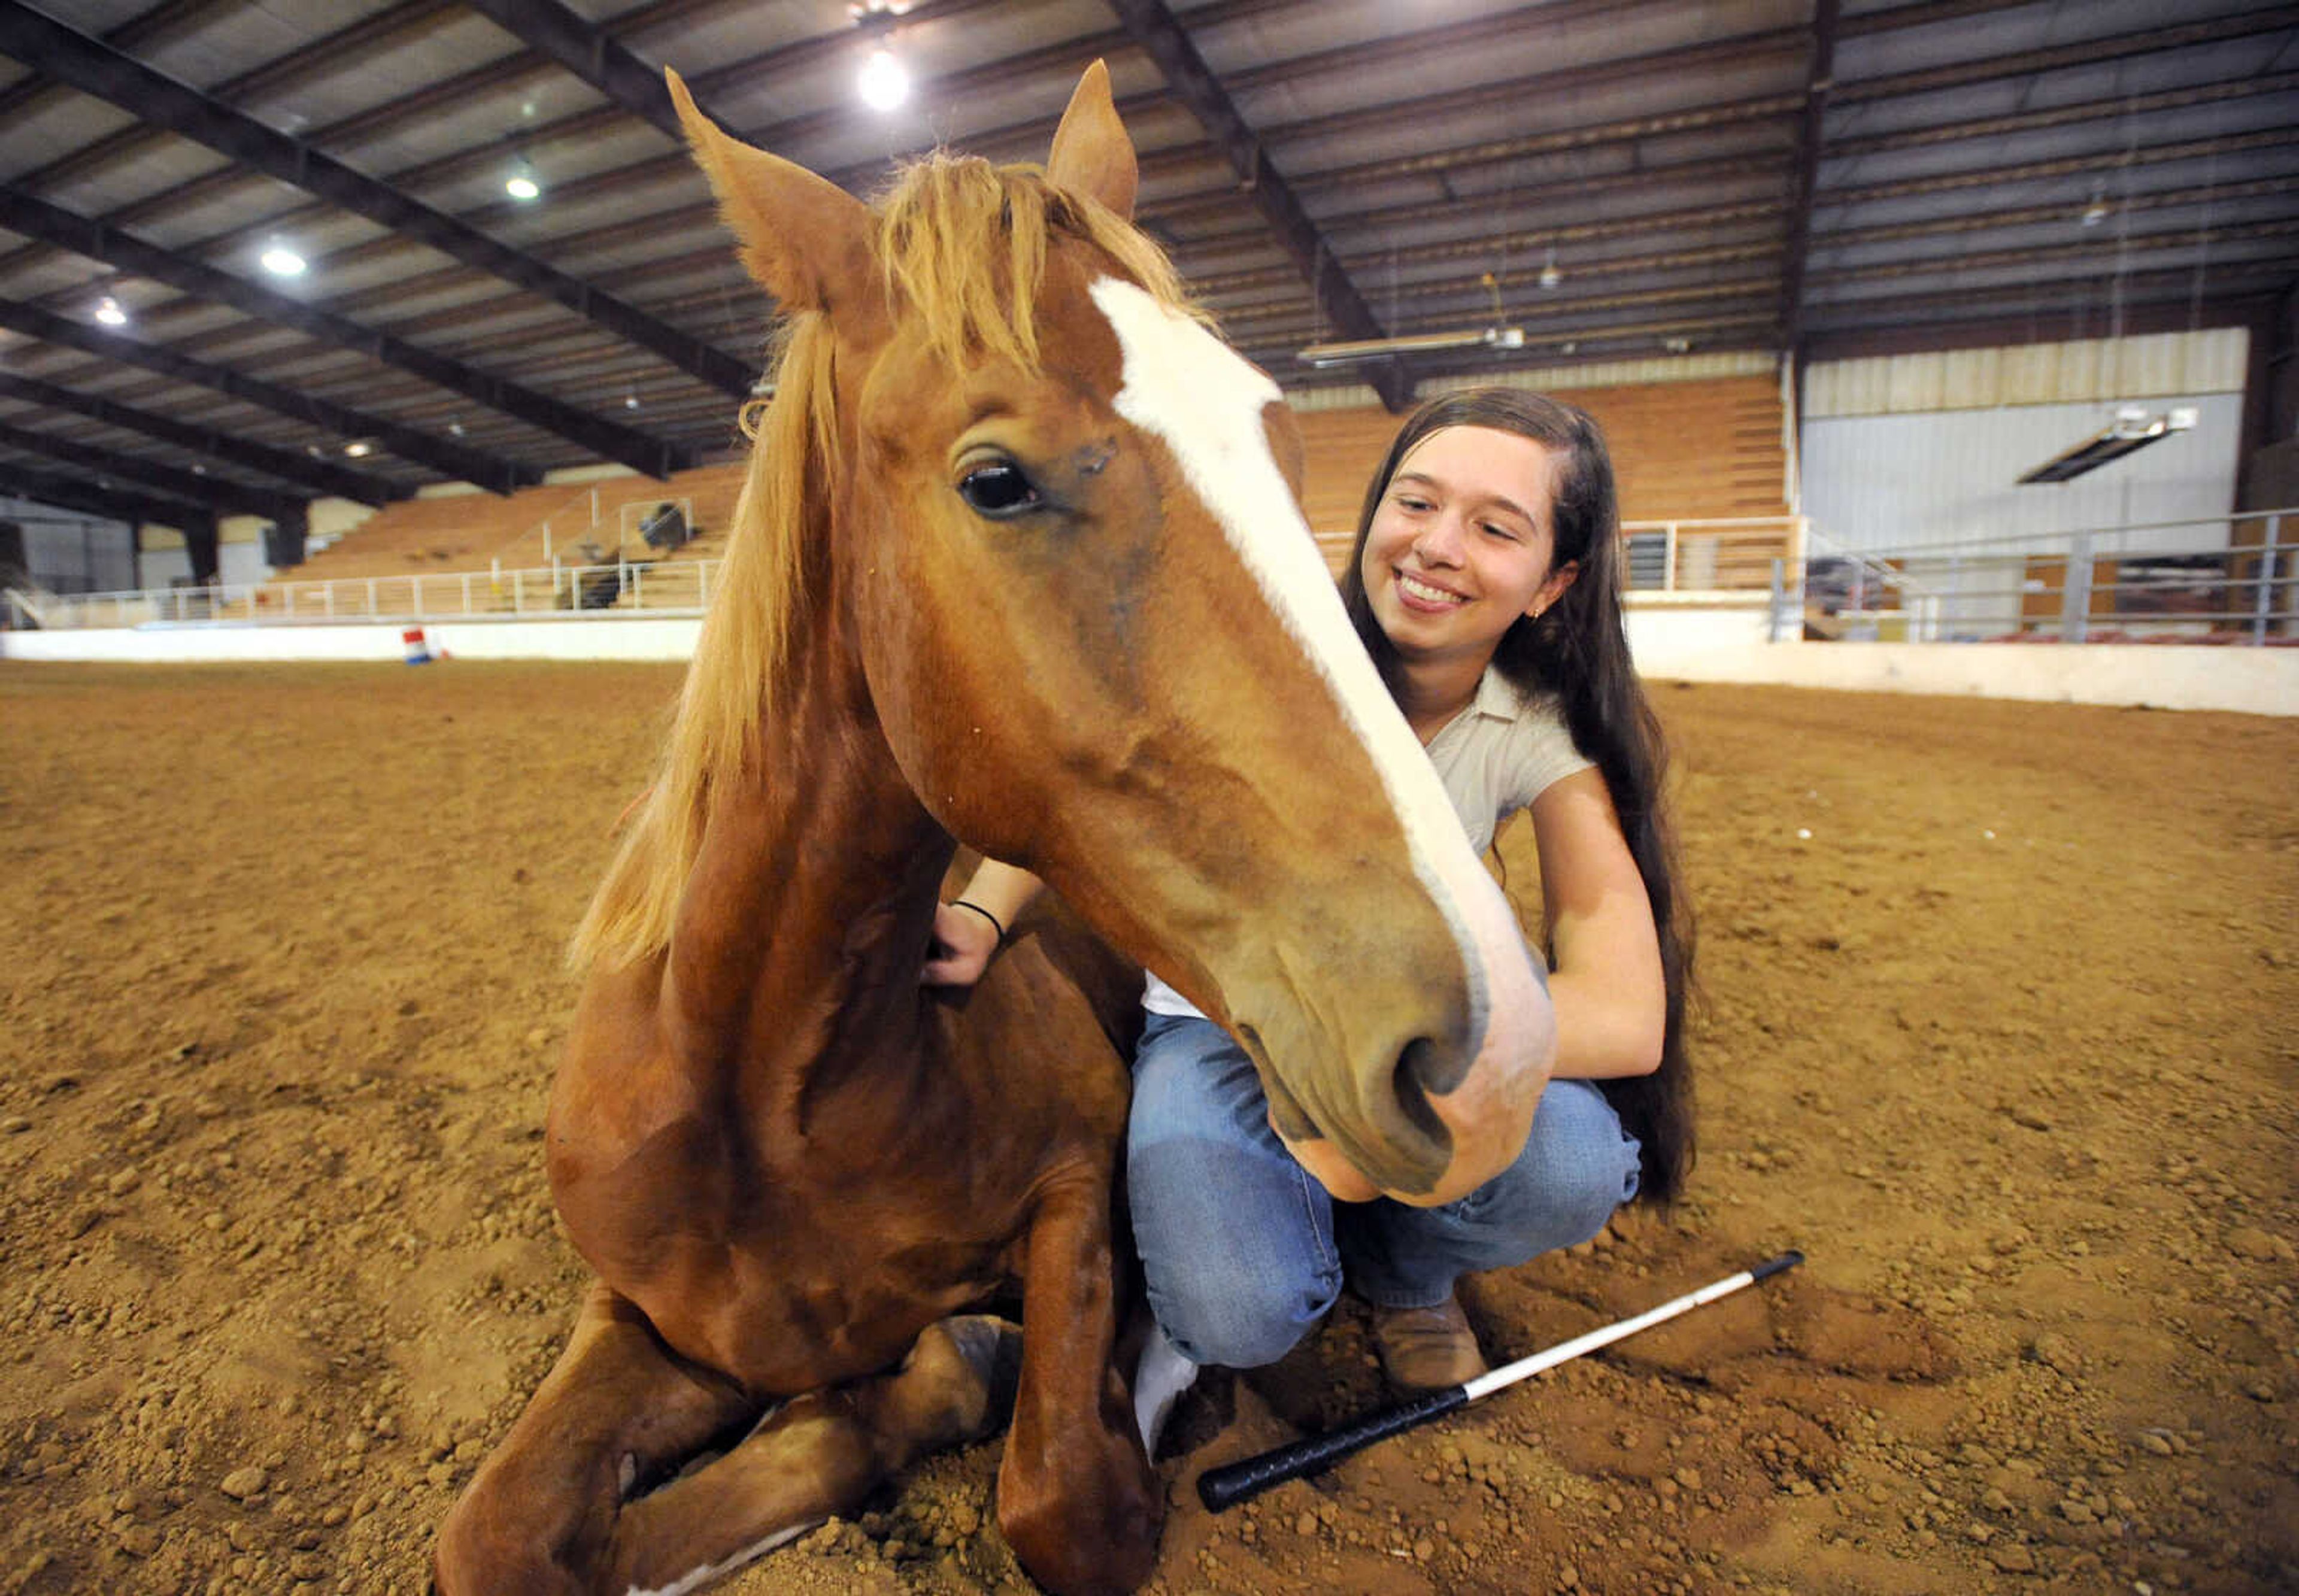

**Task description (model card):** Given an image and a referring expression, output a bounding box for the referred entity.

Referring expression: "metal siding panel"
[1805,330,2251,417]
[1803,393,2246,557]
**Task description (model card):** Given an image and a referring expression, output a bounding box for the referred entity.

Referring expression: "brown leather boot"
[1370,1292,1488,1393]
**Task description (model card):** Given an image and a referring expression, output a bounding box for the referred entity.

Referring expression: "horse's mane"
[571,152,1199,969]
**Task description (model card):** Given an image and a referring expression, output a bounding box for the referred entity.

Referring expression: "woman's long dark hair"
[1339,387,1695,1204]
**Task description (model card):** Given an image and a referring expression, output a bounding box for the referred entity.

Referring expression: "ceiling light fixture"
[1537,248,1562,291]
[1296,325,1525,368]
[2018,405,2195,484]
[93,296,128,327]
[623,393,641,410]
[2080,180,2109,228]
[344,440,373,457]
[1663,336,1693,354]
[857,45,909,111]
[260,245,307,277]
[506,160,542,202]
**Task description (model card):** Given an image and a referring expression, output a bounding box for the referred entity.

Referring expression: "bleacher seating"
[263,461,750,611]
[1293,375,1793,578]
[259,376,1788,607]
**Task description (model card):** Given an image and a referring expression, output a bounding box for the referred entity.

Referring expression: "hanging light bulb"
[506,160,542,201]
[93,296,128,326]
[858,45,909,111]
[260,244,307,277]
[2080,180,2109,228]
[1537,248,1563,291]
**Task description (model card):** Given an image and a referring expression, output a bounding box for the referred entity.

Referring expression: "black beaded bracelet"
[951,900,1006,945]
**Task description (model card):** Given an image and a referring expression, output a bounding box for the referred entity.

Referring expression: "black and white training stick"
[1197,1251,1804,1512]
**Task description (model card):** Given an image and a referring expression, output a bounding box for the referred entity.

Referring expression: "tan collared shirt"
[1145,665,1591,1017]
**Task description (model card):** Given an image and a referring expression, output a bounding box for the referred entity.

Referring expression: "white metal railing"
[6,554,720,632]
[1800,506,2297,645]
[1313,515,1806,594]
[21,507,2287,647]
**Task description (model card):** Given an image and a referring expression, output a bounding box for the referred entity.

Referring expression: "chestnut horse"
[434,61,1552,1596]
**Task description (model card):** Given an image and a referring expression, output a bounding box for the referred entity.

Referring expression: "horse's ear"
[1047,59,1138,220]
[668,67,871,312]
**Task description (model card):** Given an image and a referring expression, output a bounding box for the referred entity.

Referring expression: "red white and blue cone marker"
[402,626,433,665]
[1197,1251,1805,1512]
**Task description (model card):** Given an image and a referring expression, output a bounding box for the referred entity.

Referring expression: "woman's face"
[1359,424,1580,669]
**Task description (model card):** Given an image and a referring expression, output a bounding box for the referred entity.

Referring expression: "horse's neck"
[665,673,950,1076]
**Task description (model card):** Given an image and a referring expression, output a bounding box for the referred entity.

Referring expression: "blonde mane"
[571,152,1202,969]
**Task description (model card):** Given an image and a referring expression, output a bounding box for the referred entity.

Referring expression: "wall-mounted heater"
[2017,405,2197,484]
[1296,325,1525,368]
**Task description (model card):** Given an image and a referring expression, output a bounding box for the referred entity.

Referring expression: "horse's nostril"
[1391,1037,1451,1143]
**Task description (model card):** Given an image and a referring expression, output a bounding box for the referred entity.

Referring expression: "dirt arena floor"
[1,659,2291,1596]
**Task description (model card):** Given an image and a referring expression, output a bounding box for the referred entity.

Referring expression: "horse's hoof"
[908,1315,1023,1442]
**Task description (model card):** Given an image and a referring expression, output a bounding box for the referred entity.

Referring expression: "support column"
[262,502,308,570]
[180,510,220,587]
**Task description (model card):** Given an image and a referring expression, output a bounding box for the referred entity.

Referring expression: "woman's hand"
[921,900,1002,987]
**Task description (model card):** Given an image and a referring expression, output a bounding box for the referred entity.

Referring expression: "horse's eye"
[956,461,1041,520]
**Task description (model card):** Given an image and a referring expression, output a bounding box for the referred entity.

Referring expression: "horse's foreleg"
[433,1281,754,1595]
[997,1170,1161,1596]
[600,1313,1023,1593]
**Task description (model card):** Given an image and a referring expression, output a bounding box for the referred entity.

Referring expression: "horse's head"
[670,65,1551,1203]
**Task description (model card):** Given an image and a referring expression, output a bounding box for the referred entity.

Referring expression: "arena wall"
[8,611,2291,716]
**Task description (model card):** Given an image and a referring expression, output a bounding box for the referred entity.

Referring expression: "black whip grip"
[1197,1385,1469,1512]
[1749,1249,1804,1282]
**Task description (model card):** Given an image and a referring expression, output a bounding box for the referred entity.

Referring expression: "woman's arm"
[921,858,1045,987]
[1526,767,1666,1079]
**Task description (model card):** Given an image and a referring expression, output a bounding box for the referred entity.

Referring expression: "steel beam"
[0,416,305,521]
[1779,0,1841,363]
[0,187,691,480]
[1815,177,2299,247]
[1828,72,2299,160]
[460,0,690,144]
[1197,219,1785,301]
[1822,130,2299,208]
[0,371,401,505]
[1836,8,2299,104]
[1100,0,1411,411]
[0,456,208,530]
[1801,292,2279,359]
[0,3,459,180]
[1249,29,1809,158]
[1806,216,2299,286]
[1166,151,1795,252]
[0,0,754,399]
[0,297,536,494]
[1838,0,2058,36]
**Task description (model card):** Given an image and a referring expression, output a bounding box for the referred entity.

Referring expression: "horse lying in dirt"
[434,59,1551,1596]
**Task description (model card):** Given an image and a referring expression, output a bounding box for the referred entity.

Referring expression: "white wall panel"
[138,539,271,591]
[1802,392,2246,557]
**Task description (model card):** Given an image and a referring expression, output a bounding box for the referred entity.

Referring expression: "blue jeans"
[1127,1011,1642,1369]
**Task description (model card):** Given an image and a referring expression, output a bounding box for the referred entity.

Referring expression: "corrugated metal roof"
[0,0,2289,524]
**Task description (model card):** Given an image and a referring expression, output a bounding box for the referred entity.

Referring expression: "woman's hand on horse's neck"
[1393,653,1487,746]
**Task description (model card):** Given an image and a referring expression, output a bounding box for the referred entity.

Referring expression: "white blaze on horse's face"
[1088,277,1552,1193]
